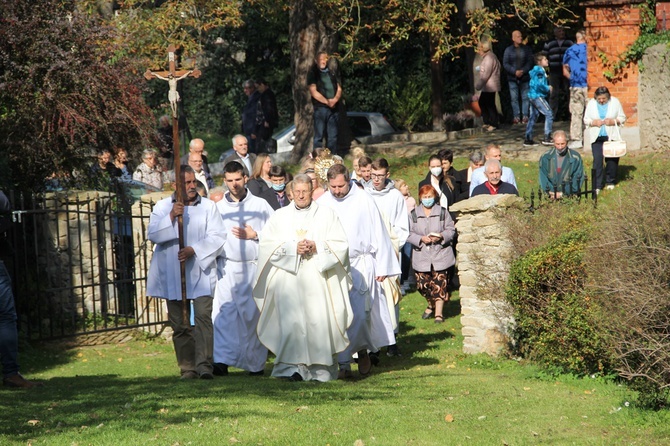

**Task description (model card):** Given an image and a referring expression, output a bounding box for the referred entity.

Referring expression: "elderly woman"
[407,185,456,323]
[475,39,502,132]
[247,153,272,196]
[132,149,163,190]
[454,150,485,201]
[584,86,626,191]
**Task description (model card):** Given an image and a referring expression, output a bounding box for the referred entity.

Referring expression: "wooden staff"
[144,45,201,323]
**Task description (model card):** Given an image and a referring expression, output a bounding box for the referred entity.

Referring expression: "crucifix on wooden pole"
[144,45,201,323]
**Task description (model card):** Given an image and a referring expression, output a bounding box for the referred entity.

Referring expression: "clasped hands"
[421,234,443,245]
[592,118,616,127]
[297,239,317,256]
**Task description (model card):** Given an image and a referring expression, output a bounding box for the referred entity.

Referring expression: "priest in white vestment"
[253,174,353,382]
[146,167,226,379]
[317,164,401,378]
[212,162,274,376]
[365,158,409,357]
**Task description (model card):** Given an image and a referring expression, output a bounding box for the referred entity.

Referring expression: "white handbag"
[602,121,626,158]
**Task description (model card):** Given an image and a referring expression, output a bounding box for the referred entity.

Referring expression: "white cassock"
[253,202,353,382]
[212,191,274,372]
[318,184,401,361]
[366,182,410,331]
[146,195,225,300]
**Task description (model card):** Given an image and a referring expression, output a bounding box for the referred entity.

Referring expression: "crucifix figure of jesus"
[144,45,201,118]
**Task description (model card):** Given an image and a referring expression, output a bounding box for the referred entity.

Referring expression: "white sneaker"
[605,184,615,190]
[568,140,583,149]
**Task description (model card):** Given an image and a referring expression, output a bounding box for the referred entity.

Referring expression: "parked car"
[274,111,396,154]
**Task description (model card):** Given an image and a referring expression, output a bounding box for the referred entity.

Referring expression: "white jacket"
[583,96,627,144]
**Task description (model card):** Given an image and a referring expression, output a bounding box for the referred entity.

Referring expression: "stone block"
[461,326,479,337]
[458,270,478,287]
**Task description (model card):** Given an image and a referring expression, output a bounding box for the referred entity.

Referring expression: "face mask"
[421,198,435,208]
[557,147,569,156]
[271,183,286,192]
[320,67,329,73]
[430,167,442,177]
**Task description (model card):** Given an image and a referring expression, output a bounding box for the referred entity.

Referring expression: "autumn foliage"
[0,0,156,191]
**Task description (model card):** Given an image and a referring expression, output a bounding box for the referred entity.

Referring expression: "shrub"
[505,230,614,375]
[388,78,431,132]
[587,172,670,408]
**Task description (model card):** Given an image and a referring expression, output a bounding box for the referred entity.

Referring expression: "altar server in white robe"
[253,174,353,382]
[365,158,409,356]
[147,166,226,380]
[318,163,401,378]
[212,161,274,376]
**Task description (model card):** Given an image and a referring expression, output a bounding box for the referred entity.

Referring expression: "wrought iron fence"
[527,168,598,211]
[3,185,168,340]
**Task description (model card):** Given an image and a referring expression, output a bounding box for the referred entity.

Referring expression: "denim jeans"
[0,260,19,378]
[508,80,530,119]
[313,106,339,150]
[525,96,553,140]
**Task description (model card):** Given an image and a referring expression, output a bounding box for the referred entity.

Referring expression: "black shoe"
[386,344,402,357]
[213,363,228,376]
[199,372,214,380]
[541,137,554,146]
[422,310,434,320]
[288,372,303,382]
[249,370,264,376]
[369,350,381,366]
[523,138,539,147]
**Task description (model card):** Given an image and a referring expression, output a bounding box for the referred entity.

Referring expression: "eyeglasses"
[370,173,387,179]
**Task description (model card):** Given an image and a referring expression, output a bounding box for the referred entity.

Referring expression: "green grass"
[4,291,670,445]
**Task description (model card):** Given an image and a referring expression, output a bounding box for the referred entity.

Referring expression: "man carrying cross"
[146,167,226,379]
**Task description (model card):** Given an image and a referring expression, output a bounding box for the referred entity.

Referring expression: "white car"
[274,111,396,154]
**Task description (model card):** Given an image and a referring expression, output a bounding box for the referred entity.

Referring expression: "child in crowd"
[349,147,366,181]
[394,178,416,293]
[524,52,554,147]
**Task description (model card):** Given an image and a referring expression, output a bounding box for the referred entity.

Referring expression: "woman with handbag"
[584,86,626,191]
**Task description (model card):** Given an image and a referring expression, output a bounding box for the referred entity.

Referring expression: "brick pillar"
[656,2,670,30]
[584,0,643,127]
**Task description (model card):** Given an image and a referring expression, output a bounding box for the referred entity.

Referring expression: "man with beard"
[146,166,226,379]
[212,162,274,377]
[253,174,352,382]
[318,164,400,378]
[308,52,343,151]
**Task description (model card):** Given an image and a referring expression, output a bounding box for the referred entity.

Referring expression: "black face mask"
[557,147,569,156]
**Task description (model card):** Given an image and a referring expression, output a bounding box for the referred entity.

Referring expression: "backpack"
[410,207,446,224]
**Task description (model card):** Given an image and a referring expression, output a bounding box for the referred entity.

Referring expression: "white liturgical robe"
[212,191,274,372]
[253,202,353,382]
[318,183,401,360]
[146,195,225,300]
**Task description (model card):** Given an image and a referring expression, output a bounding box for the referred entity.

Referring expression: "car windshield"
[273,125,295,139]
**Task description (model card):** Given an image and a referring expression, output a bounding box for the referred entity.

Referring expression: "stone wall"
[638,43,670,151]
[450,194,525,356]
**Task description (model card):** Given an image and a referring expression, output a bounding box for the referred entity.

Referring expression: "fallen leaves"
[444,414,454,423]
[27,419,40,426]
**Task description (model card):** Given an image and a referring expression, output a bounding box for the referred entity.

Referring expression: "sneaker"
[180,371,198,380]
[568,140,583,149]
[386,344,402,357]
[512,117,521,125]
[199,371,214,380]
[541,137,554,146]
[605,184,615,190]
[523,138,539,147]
[522,117,529,124]
[3,373,44,389]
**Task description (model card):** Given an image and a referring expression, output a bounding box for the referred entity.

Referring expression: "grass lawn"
[4,290,670,445]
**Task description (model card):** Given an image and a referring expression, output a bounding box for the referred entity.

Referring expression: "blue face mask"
[271,183,286,192]
[421,198,435,208]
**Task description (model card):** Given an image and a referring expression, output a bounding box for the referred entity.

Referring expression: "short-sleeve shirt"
[562,43,587,88]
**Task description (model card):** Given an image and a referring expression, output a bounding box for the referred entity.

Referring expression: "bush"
[587,172,670,408]
[505,230,614,375]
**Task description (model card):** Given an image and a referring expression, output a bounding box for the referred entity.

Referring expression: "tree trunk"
[289,0,320,164]
[429,38,444,131]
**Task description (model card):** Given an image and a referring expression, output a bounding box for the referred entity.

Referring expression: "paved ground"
[366,120,572,162]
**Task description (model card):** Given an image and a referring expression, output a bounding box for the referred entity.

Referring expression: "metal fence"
[527,168,598,211]
[4,186,168,340]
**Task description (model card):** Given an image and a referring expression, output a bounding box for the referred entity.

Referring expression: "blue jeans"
[508,80,530,119]
[525,97,553,140]
[0,260,19,378]
[313,106,339,150]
